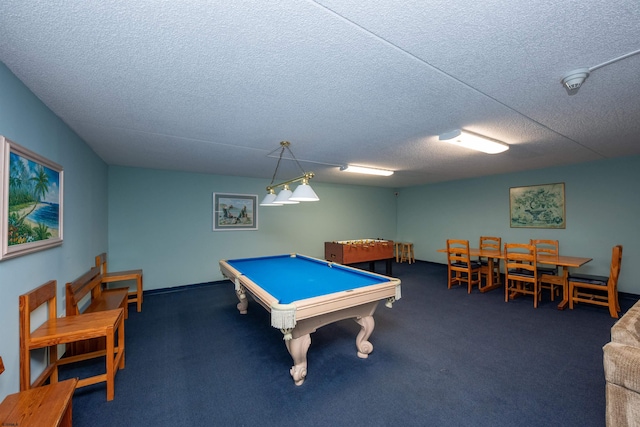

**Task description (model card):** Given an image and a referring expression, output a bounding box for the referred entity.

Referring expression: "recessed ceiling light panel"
[439,130,509,154]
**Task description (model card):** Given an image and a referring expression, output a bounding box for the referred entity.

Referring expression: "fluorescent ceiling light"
[340,165,394,176]
[439,129,509,154]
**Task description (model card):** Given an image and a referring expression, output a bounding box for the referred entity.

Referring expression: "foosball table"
[324,239,394,276]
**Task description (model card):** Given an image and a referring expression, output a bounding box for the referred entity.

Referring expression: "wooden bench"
[1,378,78,426]
[65,266,128,357]
[96,252,144,313]
[1,354,77,426]
[19,280,125,401]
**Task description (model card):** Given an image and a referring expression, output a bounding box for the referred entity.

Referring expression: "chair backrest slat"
[504,243,538,275]
[447,239,472,267]
[68,266,102,301]
[95,252,108,275]
[480,236,501,252]
[530,239,559,257]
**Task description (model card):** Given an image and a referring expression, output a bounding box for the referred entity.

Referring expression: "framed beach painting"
[509,182,565,229]
[213,193,258,231]
[0,136,64,260]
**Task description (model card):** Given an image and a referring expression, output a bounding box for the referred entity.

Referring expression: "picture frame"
[509,182,565,229]
[213,193,258,231]
[0,136,64,260]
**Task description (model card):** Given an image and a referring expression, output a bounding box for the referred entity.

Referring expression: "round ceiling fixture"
[561,68,590,90]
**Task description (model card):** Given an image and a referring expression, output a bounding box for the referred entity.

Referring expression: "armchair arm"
[604,342,640,427]
[604,342,640,393]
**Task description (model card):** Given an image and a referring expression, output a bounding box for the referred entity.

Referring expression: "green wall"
[107,166,398,290]
[0,63,109,399]
[397,156,640,294]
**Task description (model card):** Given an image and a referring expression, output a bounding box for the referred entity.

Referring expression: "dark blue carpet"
[63,261,636,426]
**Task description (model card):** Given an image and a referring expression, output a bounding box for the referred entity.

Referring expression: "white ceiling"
[1,1,639,188]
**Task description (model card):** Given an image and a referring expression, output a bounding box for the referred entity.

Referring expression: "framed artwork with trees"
[0,136,63,260]
[509,183,565,229]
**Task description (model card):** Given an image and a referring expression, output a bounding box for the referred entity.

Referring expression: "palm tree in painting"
[15,165,50,224]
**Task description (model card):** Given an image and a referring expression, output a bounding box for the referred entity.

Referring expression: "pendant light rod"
[266,172,315,192]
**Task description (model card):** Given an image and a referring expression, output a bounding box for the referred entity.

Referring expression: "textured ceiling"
[1,1,639,188]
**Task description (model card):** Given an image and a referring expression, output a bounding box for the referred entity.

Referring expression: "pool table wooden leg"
[285,334,311,386]
[354,315,375,358]
[235,286,248,314]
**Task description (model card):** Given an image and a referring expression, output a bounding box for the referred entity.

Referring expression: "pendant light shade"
[273,185,299,204]
[260,189,281,206]
[289,179,319,201]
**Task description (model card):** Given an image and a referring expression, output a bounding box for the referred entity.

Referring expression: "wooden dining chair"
[504,243,540,308]
[530,239,563,301]
[478,236,502,287]
[568,245,623,318]
[446,239,481,293]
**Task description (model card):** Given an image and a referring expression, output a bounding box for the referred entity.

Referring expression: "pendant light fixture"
[260,141,319,206]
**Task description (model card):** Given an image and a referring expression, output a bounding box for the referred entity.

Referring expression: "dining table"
[438,247,593,309]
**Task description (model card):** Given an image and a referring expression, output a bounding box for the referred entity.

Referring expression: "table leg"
[479,259,502,293]
[285,334,311,386]
[557,268,570,310]
[235,286,248,314]
[385,259,392,276]
[354,315,375,358]
[106,324,115,401]
[136,275,143,313]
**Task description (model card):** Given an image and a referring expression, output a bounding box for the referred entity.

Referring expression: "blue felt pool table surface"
[225,254,391,304]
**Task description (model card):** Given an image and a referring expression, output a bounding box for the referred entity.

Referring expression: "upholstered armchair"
[603,298,640,426]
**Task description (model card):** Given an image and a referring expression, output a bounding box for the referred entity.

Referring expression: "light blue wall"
[2,55,640,403]
[0,63,109,399]
[107,166,398,290]
[397,156,640,294]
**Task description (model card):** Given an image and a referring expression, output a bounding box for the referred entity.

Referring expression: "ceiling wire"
[589,49,640,72]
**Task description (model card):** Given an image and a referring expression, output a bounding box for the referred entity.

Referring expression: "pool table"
[219,253,401,385]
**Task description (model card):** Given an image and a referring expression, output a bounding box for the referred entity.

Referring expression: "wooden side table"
[0,378,77,427]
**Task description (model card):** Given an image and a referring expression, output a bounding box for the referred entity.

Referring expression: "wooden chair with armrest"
[478,236,502,287]
[530,239,563,301]
[447,239,481,293]
[96,252,144,312]
[504,243,540,308]
[19,280,125,401]
[568,245,623,318]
